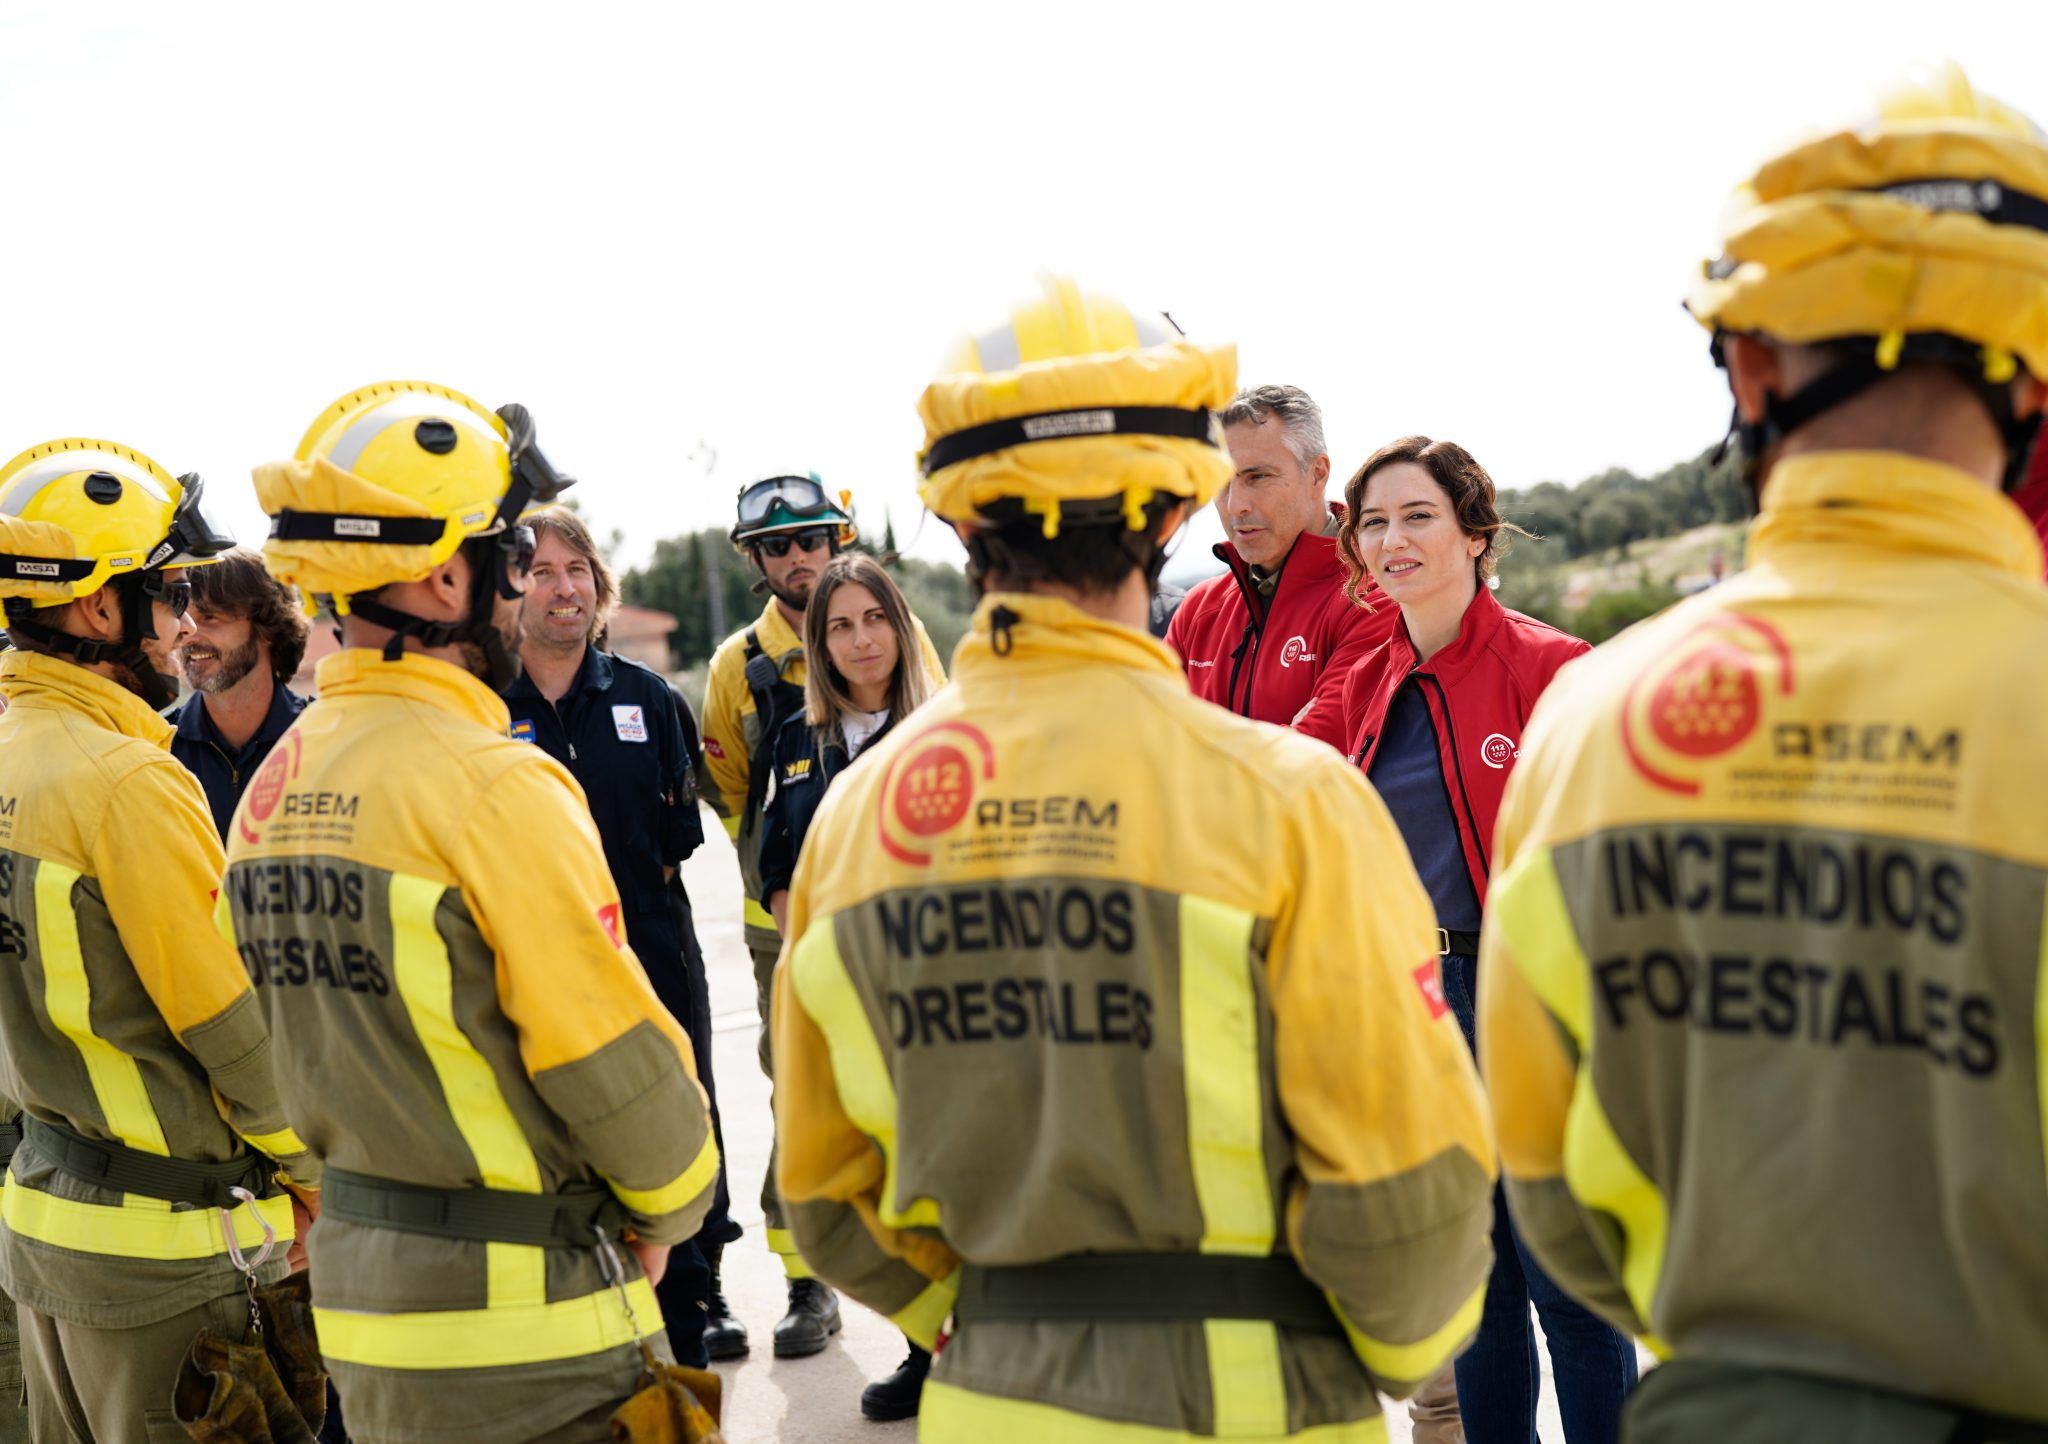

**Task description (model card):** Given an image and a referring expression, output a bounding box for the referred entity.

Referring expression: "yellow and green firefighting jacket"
[701,597,947,950]
[220,650,716,1444]
[1481,452,2048,1423]
[0,651,314,1328]
[773,594,1496,1441]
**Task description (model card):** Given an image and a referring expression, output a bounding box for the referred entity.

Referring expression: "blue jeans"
[1441,952,1637,1444]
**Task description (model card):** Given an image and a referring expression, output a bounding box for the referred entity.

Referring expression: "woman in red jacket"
[1336,436,1634,1444]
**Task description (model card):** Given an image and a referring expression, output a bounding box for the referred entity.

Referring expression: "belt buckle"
[1437,928,1451,956]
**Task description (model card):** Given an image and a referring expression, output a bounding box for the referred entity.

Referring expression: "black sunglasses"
[141,572,193,617]
[754,527,836,559]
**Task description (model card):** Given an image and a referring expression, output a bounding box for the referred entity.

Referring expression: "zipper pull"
[569,741,578,761]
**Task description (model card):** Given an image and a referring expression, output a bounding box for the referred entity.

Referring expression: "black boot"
[773,1277,842,1358]
[703,1246,749,1361]
[860,1341,931,1422]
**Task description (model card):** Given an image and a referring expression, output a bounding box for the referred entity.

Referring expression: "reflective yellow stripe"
[36,861,168,1155]
[764,1226,801,1255]
[1330,1279,1484,1386]
[891,1267,959,1351]
[2,1170,294,1260]
[239,1126,309,1160]
[787,920,942,1229]
[922,1381,1389,1442]
[2038,886,2048,1198]
[721,814,743,842]
[1491,847,1670,1331]
[1178,895,1273,1256]
[604,1132,720,1217]
[315,1277,658,1370]
[212,888,236,946]
[1178,895,1286,1431]
[1205,1320,1287,1436]
[781,1251,815,1280]
[389,874,544,1308]
[743,895,777,931]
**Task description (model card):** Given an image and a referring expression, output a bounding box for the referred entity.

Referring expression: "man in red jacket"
[1166,384,1397,749]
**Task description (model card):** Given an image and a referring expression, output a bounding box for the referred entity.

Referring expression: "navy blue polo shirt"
[168,679,311,840]
[503,647,703,981]
[1367,682,1482,935]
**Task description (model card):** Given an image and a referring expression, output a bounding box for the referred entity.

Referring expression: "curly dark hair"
[187,548,311,682]
[1334,436,1530,606]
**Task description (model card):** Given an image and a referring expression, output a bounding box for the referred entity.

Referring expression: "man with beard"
[699,476,944,1363]
[225,382,717,1441]
[170,549,312,839]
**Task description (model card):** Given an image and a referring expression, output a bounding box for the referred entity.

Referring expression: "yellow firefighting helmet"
[1688,60,2048,381]
[255,380,572,603]
[0,439,230,607]
[917,276,1237,536]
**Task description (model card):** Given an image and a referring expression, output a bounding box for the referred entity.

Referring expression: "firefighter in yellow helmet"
[770,278,1496,1440]
[222,383,719,1442]
[1479,63,2048,1441]
[0,440,319,1442]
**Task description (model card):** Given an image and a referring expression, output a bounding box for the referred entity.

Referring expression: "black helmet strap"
[2,572,182,710]
[1716,332,2043,494]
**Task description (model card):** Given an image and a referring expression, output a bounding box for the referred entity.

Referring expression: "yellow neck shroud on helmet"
[1687,61,2048,381]
[918,278,1237,537]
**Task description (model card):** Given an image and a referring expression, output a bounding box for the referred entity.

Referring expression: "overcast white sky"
[1,2,2034,577]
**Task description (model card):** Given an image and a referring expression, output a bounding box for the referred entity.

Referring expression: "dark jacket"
[1165,505,1398,750]
[1342,586,1588,908]
[168,678,310,839]
[503,647,703,972]
[756,708,897,907]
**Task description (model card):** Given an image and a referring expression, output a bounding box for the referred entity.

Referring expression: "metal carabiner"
[219,1185,277,1339]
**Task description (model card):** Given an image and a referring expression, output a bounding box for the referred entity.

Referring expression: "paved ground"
[681,829,1591,1442]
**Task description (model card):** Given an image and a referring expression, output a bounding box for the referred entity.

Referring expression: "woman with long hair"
[1335,436,1633,1444]
[756,550,939,1421]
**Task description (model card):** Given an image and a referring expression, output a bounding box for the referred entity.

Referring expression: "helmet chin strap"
[1715,333,2045,495]
[345,534,526,690]
[2,575,181,709]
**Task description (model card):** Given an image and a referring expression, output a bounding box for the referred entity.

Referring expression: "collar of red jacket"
[1379,584,1507,687]
[314,647,514,734]
[1752,451,2044,580]
[0,649,175,747]
[1213,502,1352,604]
[955,592,1181,680]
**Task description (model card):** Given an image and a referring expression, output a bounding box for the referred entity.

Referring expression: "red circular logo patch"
[893,744,973,836]
[236,730,301,845]
[245,751,289,822]
[1647,644,1760,759]
[876,722,998,865]
[1622,612,1794,797]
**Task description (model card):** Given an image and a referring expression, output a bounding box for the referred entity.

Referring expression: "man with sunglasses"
[0,440,321,1440]
[699,475,945,1362]
[225,384,719,1441]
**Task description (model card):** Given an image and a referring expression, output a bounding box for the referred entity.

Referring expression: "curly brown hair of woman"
[1333,435,1533,606]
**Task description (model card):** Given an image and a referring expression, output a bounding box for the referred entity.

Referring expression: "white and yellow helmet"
[256,380,572,605]
[0,439,229,607]
[918,276,1237,537]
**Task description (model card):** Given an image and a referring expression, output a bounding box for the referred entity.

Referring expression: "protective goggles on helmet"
[150,473,236,569]
[733,476,843,534]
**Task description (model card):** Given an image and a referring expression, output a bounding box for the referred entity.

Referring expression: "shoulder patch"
[509,718,536,743]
